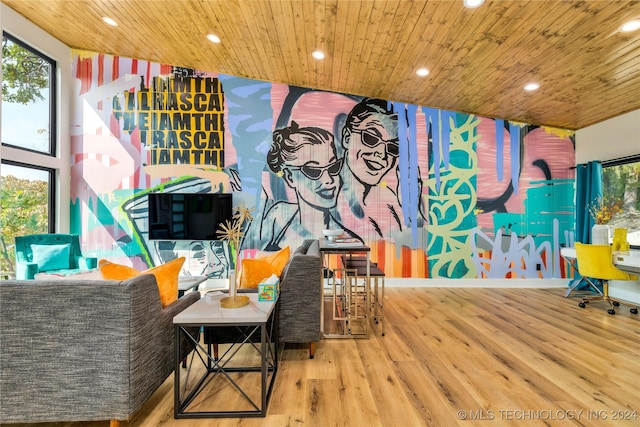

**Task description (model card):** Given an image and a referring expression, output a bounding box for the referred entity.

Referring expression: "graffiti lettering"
[112,96,123,120]
[471,228,552,279]
[151,130,221,150]
[151,76,221,94]
[114,75,225,166]
[152,148,220,166]
[136,91,221,112]
[136,112,222,132]
[428,114,480,278]
[123,111,136,131]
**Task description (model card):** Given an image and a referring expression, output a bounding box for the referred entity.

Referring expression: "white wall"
[575,110,640,164]
[1,4,73,232]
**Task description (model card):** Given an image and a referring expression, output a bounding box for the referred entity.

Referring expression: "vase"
[219,269,249,308]
[228,269,236,297]
[591,224,610,245]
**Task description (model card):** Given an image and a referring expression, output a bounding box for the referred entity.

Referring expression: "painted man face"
[189,240,228,278]
[284,141,342,210]
[346,112,398,186]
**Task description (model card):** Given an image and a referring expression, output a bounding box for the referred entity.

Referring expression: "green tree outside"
[603,162,640,211]
[2,36,49,105]
[0,175,49,272]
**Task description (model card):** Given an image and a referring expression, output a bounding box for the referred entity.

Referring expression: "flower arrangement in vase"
[216,205,253,307]
[588,196,623,245]
[588,196,623,225]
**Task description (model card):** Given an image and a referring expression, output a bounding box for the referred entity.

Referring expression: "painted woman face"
[346,112,398,186]
[283,140,342,210]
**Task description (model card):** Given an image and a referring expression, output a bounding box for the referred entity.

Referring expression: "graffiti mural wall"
[70,51,576,281]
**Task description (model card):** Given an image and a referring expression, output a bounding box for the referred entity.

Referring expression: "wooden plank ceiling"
[3,0,640,130]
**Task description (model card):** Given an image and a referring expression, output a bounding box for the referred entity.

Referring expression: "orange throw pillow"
[99,257,185,307]
[238,246,290,289]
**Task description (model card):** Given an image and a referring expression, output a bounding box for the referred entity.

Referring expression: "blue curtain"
[575,161,602,243]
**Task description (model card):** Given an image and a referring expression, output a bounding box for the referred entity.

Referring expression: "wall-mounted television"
[148,192,233,240]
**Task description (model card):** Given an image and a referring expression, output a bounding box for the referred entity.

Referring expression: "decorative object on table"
[322,228,344,241]
[258,274,280,301]
[219,286,249,308]
[216,204,253,308]
[328,236,362,247]
[588,196,623,245]
[591,224,610,245]
[612,228,630,253]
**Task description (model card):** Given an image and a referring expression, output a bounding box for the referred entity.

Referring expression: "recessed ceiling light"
[207,34,221,43]
[102,17,118,27]
[620,20,640,32]
[416,68,430,77]
[312,50,325,60]
[463,0,485,8]
[524,82,540,91]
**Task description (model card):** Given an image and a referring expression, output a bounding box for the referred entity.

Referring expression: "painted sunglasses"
[354,130,399,157]
[286,158,343,180]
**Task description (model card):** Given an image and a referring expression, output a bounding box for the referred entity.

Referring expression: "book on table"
[328,237,362,247]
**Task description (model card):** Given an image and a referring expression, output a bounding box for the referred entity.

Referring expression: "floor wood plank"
[4,288,639,427]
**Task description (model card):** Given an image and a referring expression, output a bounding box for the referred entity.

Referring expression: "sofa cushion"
[99,257,185,307]
[31,243,71,271]
[239,246,290,289]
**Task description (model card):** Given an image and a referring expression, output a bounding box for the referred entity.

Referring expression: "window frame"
[601,154,640,169]
[0,159,56,233]
[602,153,640,250]
[1,30,59,235]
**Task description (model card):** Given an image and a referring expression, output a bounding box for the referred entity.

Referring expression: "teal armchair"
[14,234,98,280]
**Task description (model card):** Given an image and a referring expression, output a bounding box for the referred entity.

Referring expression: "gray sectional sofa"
[0,239,323,425]
[0,274,200,425]
[276,239,323,357]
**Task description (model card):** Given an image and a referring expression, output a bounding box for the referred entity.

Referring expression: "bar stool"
[341,256,385,336]
[332,267,368,336]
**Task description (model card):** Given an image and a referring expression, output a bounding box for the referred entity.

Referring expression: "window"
[602,155,640,248]
[0,162,54,273]
[1,32,56,155]
[1,32,57,276]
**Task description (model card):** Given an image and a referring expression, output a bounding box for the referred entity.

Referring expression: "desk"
[609,251,640,311]
[561,248,640,274]
[612,250,640,275]
[173,292,277,418]
[318,239,370,338]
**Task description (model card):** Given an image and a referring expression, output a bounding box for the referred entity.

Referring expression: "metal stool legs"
[370,274,385,336]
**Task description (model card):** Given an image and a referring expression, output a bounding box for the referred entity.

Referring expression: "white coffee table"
[173,292,278,418]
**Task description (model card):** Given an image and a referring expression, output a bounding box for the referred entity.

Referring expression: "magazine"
[328,237,362,247]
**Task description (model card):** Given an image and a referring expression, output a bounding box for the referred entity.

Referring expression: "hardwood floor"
[4,287,639,427]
